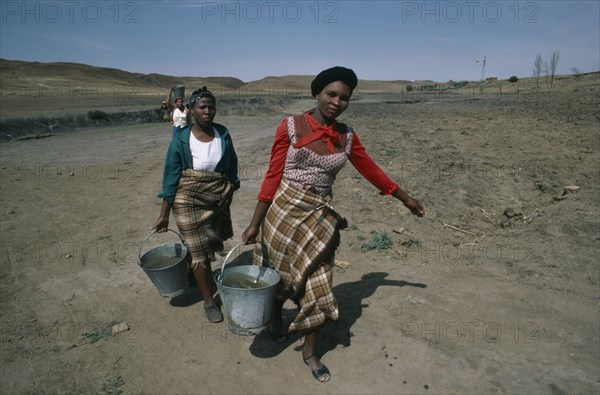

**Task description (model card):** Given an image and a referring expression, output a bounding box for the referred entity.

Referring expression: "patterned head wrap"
[189,86,216,107]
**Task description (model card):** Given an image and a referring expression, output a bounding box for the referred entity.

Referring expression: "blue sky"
[1,0,598,82]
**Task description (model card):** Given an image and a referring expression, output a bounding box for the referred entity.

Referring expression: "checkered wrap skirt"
[173,169,234,270]
[253,178,348,333]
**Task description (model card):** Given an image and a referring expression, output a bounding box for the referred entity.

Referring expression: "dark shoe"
[303,354,330,383]
[204,304,223,323]
[187,271,197,287]
[270,332,289,343]
[269,316,288,343]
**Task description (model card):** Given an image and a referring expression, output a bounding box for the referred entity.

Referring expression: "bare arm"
[349,132,425,217]
[165,88,173,107]
[150,199,172,232]
[241,201,271,244]
[393,188,425,217]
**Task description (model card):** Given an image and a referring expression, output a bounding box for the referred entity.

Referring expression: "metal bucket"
[214,244,281,336]
[173,84,185,100]
[138,229,190,298]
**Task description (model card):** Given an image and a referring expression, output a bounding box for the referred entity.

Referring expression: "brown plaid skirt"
[253,178,348,333]
[173,169,234,270]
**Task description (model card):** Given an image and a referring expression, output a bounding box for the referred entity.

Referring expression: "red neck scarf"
[292,113,341,153]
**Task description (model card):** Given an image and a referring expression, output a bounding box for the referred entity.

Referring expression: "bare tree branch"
[533,54,543,88]
[550,51,560,87]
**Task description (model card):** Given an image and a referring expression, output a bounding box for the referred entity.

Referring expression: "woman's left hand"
[402,196,426,217]
[394,189,426,217]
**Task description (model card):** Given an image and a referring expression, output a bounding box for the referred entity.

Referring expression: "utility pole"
[481,56,486,81]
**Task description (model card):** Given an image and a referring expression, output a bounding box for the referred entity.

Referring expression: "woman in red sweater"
[242,66,425,383]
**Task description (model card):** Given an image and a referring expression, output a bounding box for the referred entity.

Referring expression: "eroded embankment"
[0,97,300,143]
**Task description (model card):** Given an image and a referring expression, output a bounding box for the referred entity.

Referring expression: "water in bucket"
[215,245,281,336]
[142,255,185,270]
[222,271,270,289]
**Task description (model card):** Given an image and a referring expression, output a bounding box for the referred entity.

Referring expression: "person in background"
[152,87,240,323]
[171,97,188,137]
[160,100,171,122]
[164,88,175,117]
[241,66,425,382]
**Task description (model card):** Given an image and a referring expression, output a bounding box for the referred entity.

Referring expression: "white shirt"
[190,128,222,172]
[172,108,188,128]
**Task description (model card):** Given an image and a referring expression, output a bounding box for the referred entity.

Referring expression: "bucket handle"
[217,243,245,285]
[138,229,186,261]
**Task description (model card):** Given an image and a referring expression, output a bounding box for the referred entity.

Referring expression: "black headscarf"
[310,66,358,97]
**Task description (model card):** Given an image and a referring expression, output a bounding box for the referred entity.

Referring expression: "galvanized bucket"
[138,229,190,298]
[214,244,281,336]
[173,84,185,100]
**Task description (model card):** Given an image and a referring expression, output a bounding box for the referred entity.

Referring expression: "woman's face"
[191,97,216,128]
[315,81,351,121]
[175,98,183,108]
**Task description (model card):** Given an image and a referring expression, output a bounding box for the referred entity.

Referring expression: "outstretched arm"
[392,188,425,217]
[349,132,425,217]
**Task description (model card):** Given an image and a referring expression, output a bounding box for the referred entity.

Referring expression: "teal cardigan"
[157,123,240,205]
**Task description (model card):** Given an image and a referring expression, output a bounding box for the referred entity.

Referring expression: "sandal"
[303,354,330,383]
[204,304,223,323]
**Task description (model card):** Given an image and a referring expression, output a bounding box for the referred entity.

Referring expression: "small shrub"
[100,376,124,395]
[88,110,109,121]
[401,238,422,247]
[450,80,468,89]
[508,76,519,83]
[80,325,111,344]
[361,231,393,252]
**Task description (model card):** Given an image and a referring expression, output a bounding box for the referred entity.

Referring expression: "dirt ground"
[0,76,599,394]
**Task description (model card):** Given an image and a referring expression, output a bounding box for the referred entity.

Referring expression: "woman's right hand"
[242,201,271,244]
[150,217,169,233]
[151,200,172,233]
[241,226,259,245]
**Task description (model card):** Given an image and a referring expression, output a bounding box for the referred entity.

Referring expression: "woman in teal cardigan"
[152,87,240,323]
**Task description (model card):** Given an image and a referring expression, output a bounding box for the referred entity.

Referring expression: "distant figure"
[164,88,175,114]
[171,97,188,137]
[160,100,170,122]
[164,87,189,137]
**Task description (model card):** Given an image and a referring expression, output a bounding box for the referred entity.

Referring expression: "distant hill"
[0,58,247,91]
[1,58,598,138]
[0,58,412,94]
[1,58,597,122]
[0,59,149,85]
